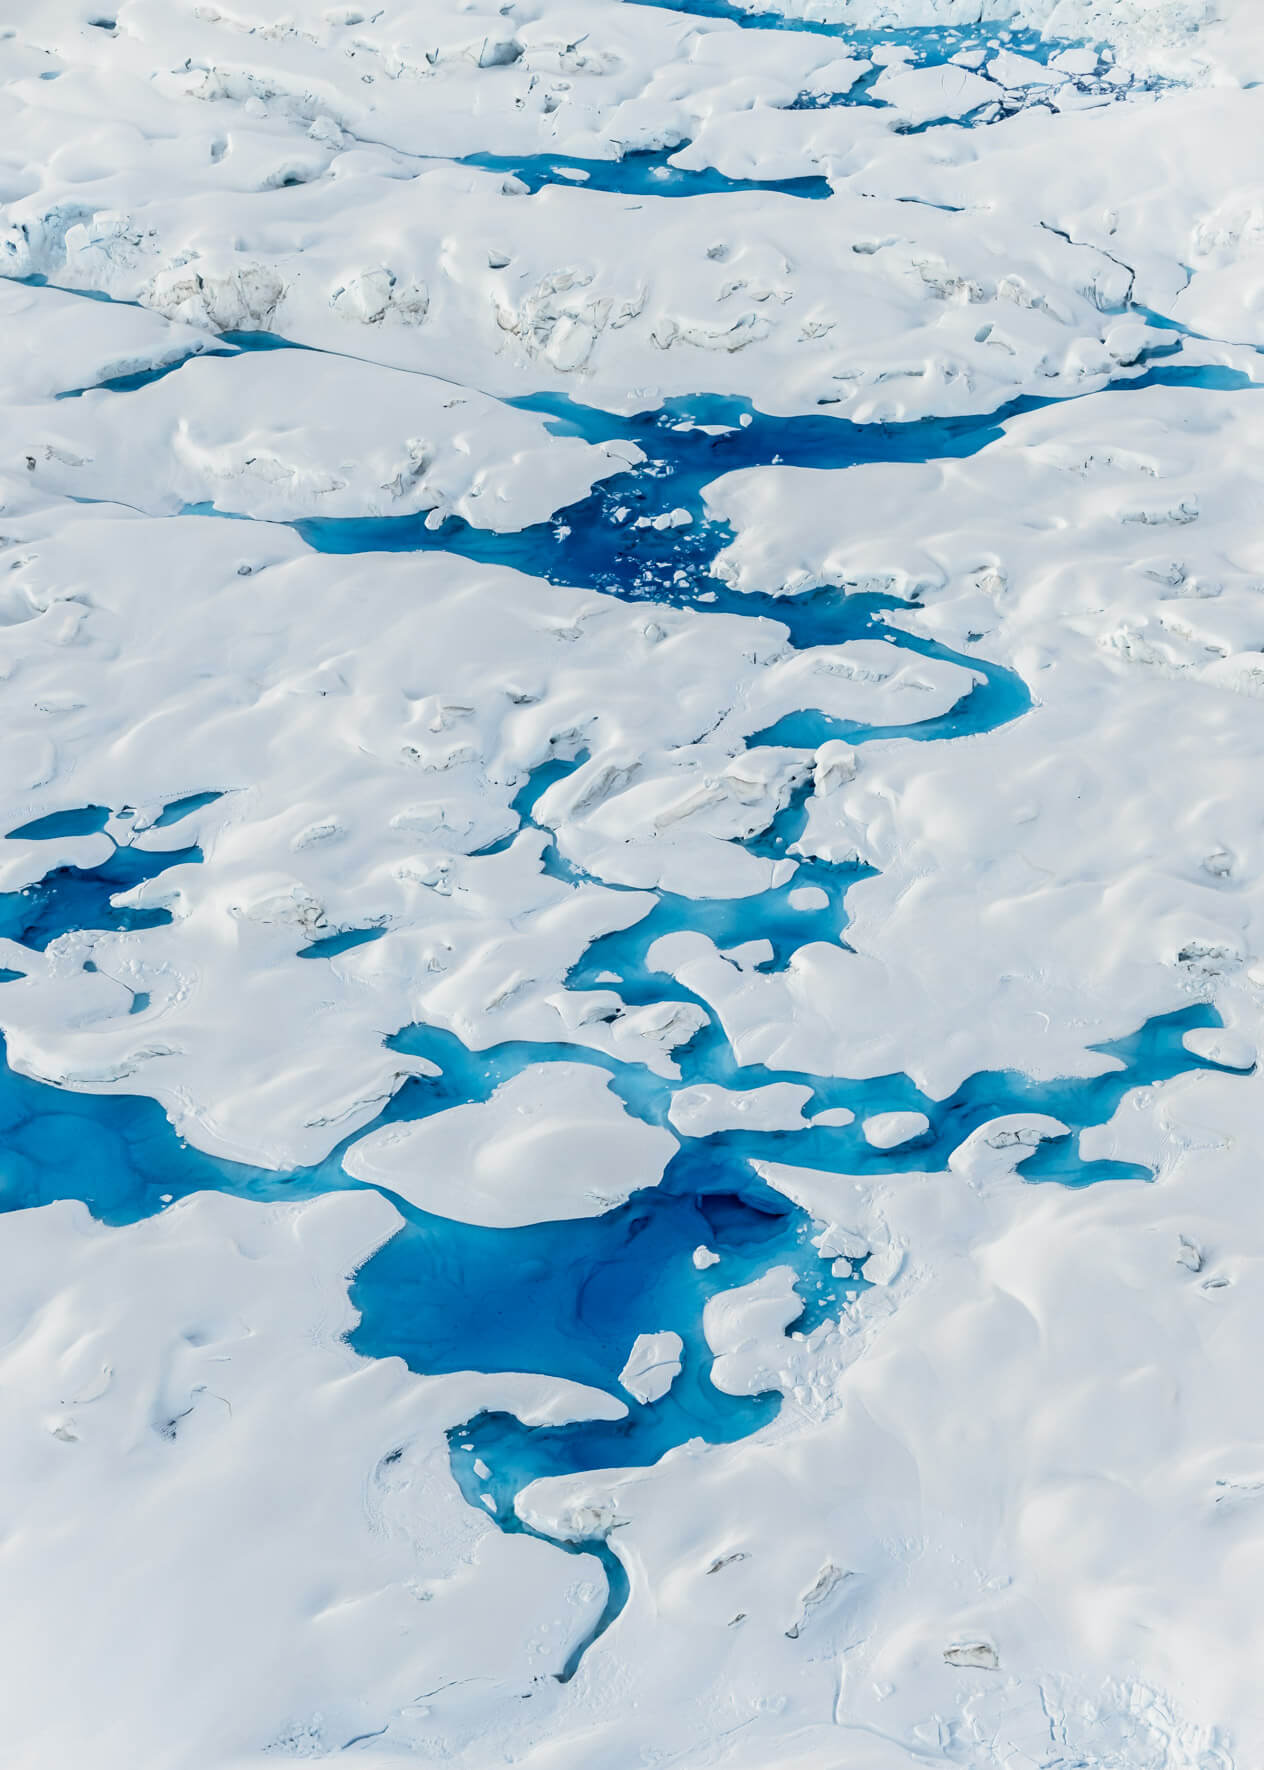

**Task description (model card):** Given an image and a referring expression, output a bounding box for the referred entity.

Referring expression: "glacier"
[0,0,1262,1765]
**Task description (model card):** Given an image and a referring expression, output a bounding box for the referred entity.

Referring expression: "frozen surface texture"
[0,0,1263,1765]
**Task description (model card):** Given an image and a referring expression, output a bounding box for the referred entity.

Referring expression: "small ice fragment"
[693,1246,720,1269]
[811,1107,855,1128]
[862,1110,930,1150]
[788,885,829,912]
[619,1330,684,1404]
[473,1457,491,1479]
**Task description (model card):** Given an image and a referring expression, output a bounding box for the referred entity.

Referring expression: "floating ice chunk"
[862,1110,930,1150]
[1050,47,1100,74]
[1183,1027,1256,1070]
[869,64,997,127]
[987,50,1067,89]
[619,1331,684,1405]
[788,885,829,912]
[811,1107,856,1128]
[814,742,859,794]
[693,1246,721,1270]
[343,1064,676,1227]
[668,1082,813,1138]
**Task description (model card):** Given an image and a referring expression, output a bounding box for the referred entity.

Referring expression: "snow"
[1,0,1264,1764]
[618,1329,685,1403]
[0,1188,626,1766]
[343,1064,677,1226]
[862,1109,931,1148]
[1183,1027,1257,1071]
[11,343,642,528]
[869,62,998,125]
[703,1266,805,1396]
[667,1080,814,1136]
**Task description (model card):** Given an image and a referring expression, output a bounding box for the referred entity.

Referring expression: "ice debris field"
[2,0,1264,1764]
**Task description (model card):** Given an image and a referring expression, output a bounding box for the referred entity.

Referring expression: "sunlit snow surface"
[2,0,1264,1764]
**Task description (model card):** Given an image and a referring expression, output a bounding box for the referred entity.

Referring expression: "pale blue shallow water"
[2,261,1256,1674]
